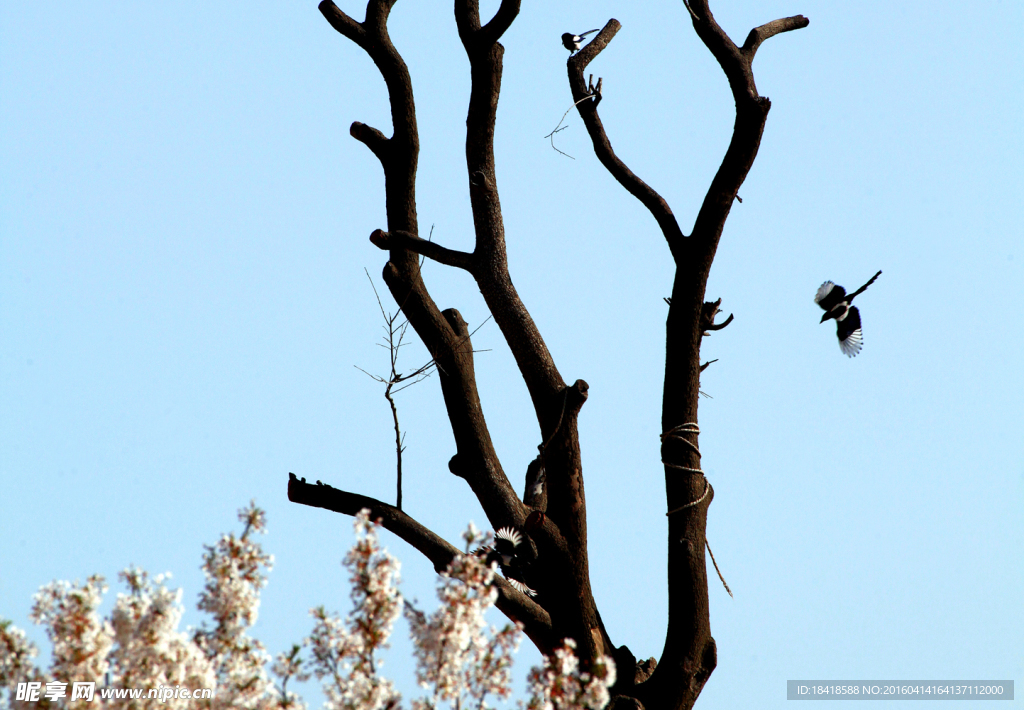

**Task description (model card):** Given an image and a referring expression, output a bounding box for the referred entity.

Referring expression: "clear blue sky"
[2,2,1022,708]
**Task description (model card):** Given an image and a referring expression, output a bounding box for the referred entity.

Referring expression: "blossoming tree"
[1,505,614,710]
[287,1,808,708]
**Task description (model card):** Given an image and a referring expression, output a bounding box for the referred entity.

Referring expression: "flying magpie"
[815,270,882,357]
[562,29,599,53]
[475,527,536,597]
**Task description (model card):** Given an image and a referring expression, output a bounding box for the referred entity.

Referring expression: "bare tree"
[288,2,807,709]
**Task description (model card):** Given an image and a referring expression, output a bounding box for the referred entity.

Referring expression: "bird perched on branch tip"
[815,270,882,357]
[562,29,599,53]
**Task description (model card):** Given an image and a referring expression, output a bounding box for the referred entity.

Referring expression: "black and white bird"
[476,527,536,597]
[523,457,547,511]
[815,270,882,357]
[561,29,599,53]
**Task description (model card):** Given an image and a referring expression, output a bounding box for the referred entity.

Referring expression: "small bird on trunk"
[815,270,882,357]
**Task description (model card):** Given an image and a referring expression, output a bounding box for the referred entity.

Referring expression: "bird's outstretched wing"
[494,527,522,548]
[836,306,863,357]
[815,281,847,311]
[505,576,537,597]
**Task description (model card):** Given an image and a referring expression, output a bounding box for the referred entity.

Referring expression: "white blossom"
[269,645,309,710]
[108,568,215,710]
[406,526,522,710]
[306,510,402,710]
[0,619,43,710]
[1,503,621,710]
[525,640,615,710]
[29,575,114,705]
[194,501,275,710]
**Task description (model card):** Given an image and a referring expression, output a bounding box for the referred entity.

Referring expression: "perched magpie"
[815,270,882,357]
[561,29,599,53]
[476,527,536,597]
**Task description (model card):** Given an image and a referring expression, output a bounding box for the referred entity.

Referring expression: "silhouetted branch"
[558,4,806,707]
[350,121,389,161]
[705,314,733,331]
[683,1,809,266]
[480,0,521,45]
[741,16,810,59]
[369,229,475,272]
[318,0,523,537]
[567,20,687,258]
[457,1,569,431]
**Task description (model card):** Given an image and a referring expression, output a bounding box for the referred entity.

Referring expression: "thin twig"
[357,270,440,511]
[544,95,601,160]
[385,378,403,510]
[356,267,493,509]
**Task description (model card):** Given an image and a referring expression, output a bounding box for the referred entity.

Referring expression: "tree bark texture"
[292,3,807,708]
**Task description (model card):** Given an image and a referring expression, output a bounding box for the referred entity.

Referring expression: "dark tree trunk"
[291,2,807,708]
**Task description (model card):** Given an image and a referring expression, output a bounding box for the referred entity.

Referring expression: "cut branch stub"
[701,298,734,334]
[350,121,388,161]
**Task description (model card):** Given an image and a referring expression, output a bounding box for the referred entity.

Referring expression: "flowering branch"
[288,475,554,652]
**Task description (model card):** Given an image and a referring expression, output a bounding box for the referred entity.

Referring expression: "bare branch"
[287,473,555,651]
[742,16,810,59]
[480,0,521,45]
[365,267,390,321]
[319,0,522,538]
[350,121,389,162]
[683,2,809,269]
[567,20,687,258]
[456,1,568,428]
[318,2,367,45]
[385,383,403,510]
[432,308,525,525]
[637,4,806,706]
[369,229,475,272]
[704,313,733,332]
[357,270,441,510]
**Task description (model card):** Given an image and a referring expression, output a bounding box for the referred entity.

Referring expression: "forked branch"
[684,1,809,268]
[317,0,524,539]
[567,20,687,258]
[560,5,807,709]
